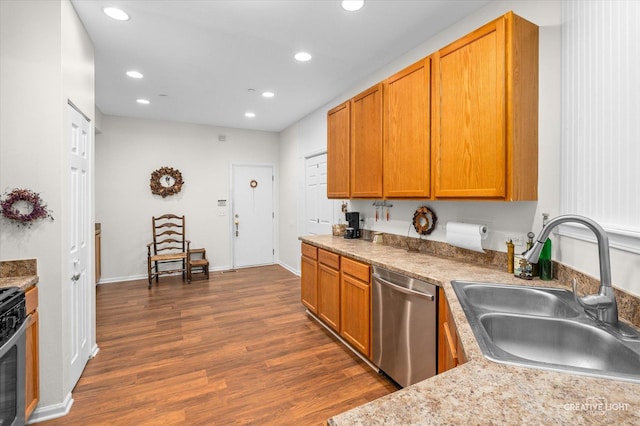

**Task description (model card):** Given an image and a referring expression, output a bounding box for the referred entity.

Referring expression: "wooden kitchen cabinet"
[350,83,383,198]
[317,249,341,332]
[327,101,351,199]
[25,286,39,420]
[300,243,318,314]
[340,257,371,358]
[383,57,431,198]
[438,287,466,374]
[432,11,539,200]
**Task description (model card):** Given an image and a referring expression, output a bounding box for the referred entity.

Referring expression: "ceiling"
[71,0,490,132]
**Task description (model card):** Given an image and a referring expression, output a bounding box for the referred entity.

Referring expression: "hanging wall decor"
[150,166,184,198]
[0,188,54,227]
[412,206,437,235]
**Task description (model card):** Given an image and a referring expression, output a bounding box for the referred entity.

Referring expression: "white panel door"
[68,103,92,387]
[305,153,332,235]
[232,164,275,268]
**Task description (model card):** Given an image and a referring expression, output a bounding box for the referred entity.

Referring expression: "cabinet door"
[301,255,318,314]
[438,288,459,373]
[433,17,507,199]
[25,286,39,421]
[351,83,383,198]
[318,263,341,332]
[433,12,538,200]
[327,101,350,199]
[340,270,370,358]
[384,58,431,198]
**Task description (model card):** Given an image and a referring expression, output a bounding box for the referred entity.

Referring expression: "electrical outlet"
[507,234,525,247]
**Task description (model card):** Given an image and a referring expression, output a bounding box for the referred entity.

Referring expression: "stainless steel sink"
[452,281,640,383]
[456,282,581,318]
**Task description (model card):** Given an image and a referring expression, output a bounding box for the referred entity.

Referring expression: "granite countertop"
[0,259,38,291]
[299,235,640,425]
[0,276,38,291]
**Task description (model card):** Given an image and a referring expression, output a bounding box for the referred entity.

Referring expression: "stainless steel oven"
[0,287,27,426]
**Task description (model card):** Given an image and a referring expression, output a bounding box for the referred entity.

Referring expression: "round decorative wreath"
[150,167,184,198]
[0,188,54,227]
[412,206,437,235]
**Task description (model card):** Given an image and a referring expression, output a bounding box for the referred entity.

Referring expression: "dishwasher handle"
[373,273,435,301]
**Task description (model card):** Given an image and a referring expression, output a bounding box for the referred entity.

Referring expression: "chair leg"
[147,257,153,289]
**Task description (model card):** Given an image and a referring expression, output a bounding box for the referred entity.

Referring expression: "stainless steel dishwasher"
[372,266,437,387]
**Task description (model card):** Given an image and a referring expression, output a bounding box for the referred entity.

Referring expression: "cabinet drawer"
[25,286,38,315]
[318,249,340,270]
[301,243,318,260]
[341,257,370,282]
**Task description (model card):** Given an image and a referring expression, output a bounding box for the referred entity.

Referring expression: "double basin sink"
[452,281,640,383]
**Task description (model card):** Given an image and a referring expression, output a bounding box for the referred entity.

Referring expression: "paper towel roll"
[446,222,488,253]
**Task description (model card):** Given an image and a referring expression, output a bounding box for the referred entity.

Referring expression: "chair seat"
[150,252,187,262]
[187,248,209,283]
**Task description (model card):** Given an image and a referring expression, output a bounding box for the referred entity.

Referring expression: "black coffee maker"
[344,212,361,239]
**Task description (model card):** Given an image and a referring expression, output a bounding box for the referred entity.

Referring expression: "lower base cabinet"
[438,287,466,373]
[317,249,341,332]
[300,243,318,314]
[301,244,371,359]
[25,286,39,420]
[340,257,371,358]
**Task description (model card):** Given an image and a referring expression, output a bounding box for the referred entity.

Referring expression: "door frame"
[229,162,276,269]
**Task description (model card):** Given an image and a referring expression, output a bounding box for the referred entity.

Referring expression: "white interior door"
[232,164,275,268]
[68,103,92,387]
[305,153,332,235]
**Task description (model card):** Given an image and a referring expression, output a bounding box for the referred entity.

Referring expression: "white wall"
[0,0,95,417]
[95,115,279,282]
[277,0,640,297]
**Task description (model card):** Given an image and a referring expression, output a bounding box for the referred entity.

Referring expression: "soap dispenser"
[538,213,553,280]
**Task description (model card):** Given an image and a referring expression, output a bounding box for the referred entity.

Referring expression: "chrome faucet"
[523,215,618,326]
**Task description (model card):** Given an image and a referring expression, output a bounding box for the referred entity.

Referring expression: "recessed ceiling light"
[294,52,312,62]
[103,7,130,21]
[245,112,256,118]
[136,98,150,105]
[262,91,275,98]
[126,70,143,79]
[341,0,364,12]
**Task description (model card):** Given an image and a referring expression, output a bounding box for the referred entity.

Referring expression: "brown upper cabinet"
[326,11,538,201]
[327,101,351,199]
[432,11,539,200]
[350,83,384,198]
[383,57,431,198]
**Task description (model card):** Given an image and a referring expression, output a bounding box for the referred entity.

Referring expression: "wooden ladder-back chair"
[147,214,190,288]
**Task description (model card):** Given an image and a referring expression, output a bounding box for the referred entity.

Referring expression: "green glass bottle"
[538,213,553,280]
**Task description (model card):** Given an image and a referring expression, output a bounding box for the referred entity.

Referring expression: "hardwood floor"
[40,265,397,425]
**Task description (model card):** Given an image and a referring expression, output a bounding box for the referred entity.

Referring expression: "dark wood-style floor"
[40,265,397,425]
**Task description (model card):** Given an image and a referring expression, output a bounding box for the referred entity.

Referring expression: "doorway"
[231,164,275,268]
[304,153,333,235]
[67,102,93,388]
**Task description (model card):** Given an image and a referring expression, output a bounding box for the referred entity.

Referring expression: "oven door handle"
[0,318,28,355]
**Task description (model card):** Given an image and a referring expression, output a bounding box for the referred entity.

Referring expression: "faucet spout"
[522,215,617,325]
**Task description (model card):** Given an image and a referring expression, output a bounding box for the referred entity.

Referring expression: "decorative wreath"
[150,167,184,198]
[0,188,54,227]
[412,206,437,235]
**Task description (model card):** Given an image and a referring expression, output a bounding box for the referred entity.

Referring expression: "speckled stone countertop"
[0,259,38,291]
[299,235,640,425]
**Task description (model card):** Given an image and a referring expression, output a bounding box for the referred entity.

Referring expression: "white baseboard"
[97,265,232,285]
[277,261,300,276]
[27,392,73,424]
